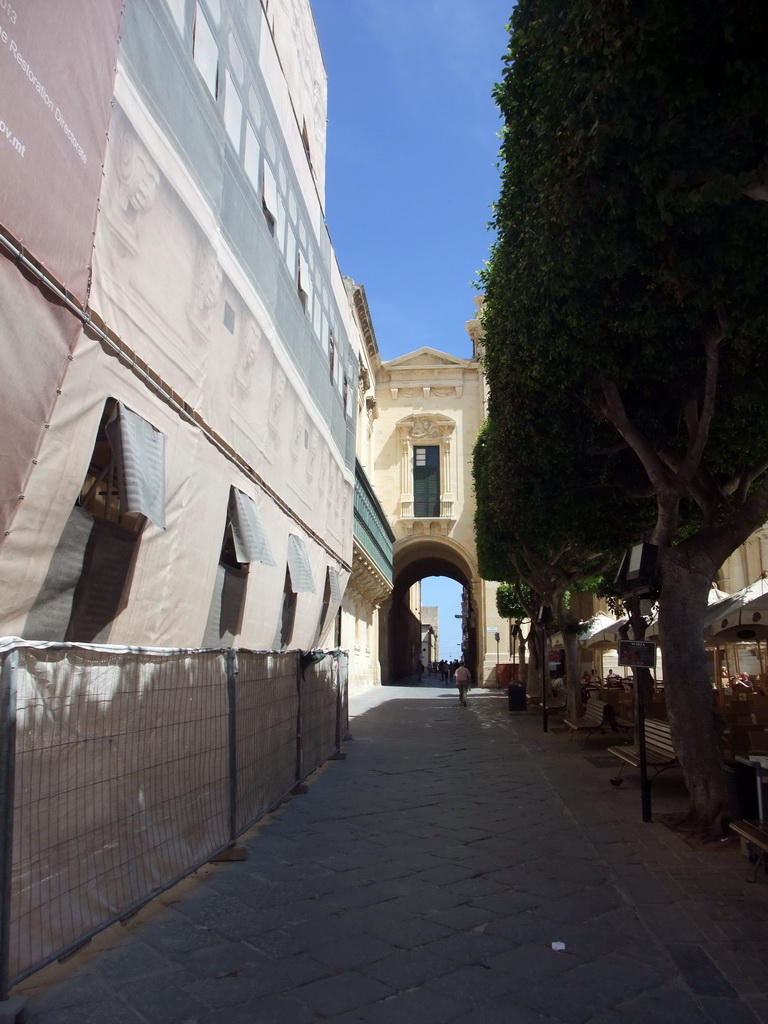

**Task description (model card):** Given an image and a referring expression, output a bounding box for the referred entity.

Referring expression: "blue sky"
[421,575,464,660]
[312,0,512,362]
[311,1,511,657]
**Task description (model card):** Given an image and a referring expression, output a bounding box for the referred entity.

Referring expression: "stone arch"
[380,535,479,682]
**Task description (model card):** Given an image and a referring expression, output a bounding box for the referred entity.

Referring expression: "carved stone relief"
[108,127,161,261]
[188,245,223,342]
[234,317,264,393]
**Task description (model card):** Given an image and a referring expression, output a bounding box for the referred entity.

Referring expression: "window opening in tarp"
[203,562,247,647]
[24,397,156,643]
[315,565,341,645]
[203,488,265,646]
[278,566,297,648]
[229,488,275,565]
[105,403,167,529]
[287,534,315,593]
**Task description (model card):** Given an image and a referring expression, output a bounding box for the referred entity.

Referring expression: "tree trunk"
[657,546,728,837]
[561,628,582,718]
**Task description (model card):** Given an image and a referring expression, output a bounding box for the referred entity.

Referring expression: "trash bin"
[496,663,513,689]
[723,762,759,821]
[508,681,527,713]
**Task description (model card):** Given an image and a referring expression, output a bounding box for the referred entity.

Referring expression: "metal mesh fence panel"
[232,652,298,834]
[8,645,230,984]
[301,653,341,776]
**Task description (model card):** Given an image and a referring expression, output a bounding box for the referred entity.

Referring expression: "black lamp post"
[538,605,552,733]
[615,543,659,823]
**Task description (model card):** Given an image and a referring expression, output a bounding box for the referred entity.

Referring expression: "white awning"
[287,534,315,593]
[229,488,275,565]
[105,403,166,528]
[328,566,341,606]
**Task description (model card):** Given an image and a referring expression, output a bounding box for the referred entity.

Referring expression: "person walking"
[455,662,471,706]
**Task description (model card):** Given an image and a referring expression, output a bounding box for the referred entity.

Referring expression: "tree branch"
[675,307,729,489]
[597,381,676,496]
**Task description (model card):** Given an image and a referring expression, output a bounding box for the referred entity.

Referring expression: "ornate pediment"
[381,348,476,401]
[384,348,471,373]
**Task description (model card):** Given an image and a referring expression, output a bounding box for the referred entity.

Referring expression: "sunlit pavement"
[15,685,768,1024]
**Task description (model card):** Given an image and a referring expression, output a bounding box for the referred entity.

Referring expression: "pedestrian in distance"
[416,660,424,682]
[455,662,471,706]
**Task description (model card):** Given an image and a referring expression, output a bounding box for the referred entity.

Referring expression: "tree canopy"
[478,0,768,834]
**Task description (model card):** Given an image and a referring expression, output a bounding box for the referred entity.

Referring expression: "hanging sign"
[618,640,657,668]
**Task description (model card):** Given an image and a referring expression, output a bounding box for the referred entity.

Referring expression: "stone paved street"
[13,683,768,1023]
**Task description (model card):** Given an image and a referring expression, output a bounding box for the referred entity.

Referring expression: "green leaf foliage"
[482,0,768,519]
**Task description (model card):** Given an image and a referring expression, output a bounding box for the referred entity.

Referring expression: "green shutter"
[413,446,440,517]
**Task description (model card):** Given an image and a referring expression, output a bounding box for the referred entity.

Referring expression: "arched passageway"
[380,538,478,682]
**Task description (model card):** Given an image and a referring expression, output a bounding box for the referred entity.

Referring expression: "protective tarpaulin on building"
[0,252,84,546]
[0,0,123,301]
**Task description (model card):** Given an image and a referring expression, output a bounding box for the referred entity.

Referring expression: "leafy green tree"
[474,410,652,711]
[482,0,768,834]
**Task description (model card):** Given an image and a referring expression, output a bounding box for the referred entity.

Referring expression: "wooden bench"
[608,718,678,786]
[564,699,627,743]
[729,819,768,882]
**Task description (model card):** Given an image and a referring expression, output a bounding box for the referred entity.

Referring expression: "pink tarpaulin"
[0,0,123,301]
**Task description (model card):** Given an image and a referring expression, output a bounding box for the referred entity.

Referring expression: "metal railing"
[0,641,348,997]
[353,460,395,584]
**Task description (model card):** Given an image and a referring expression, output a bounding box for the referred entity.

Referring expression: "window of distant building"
[301,118,312,172]
[297,249,310,312]
[395,415,456,526]
[193,3,219,98]
[262,159,278,236]
[413,445,440,518]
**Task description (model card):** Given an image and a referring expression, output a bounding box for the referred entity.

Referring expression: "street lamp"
[615,543,659,823]
[537,605,552,733]
[511,622,522,680]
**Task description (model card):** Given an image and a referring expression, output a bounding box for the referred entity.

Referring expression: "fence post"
[295,652,304,786]
[0,648,26,1021]
[339,653,349,742]
[334,653,342,754]
[226,649,238,844]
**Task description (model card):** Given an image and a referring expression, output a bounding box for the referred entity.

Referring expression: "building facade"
[370,300,507,688]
